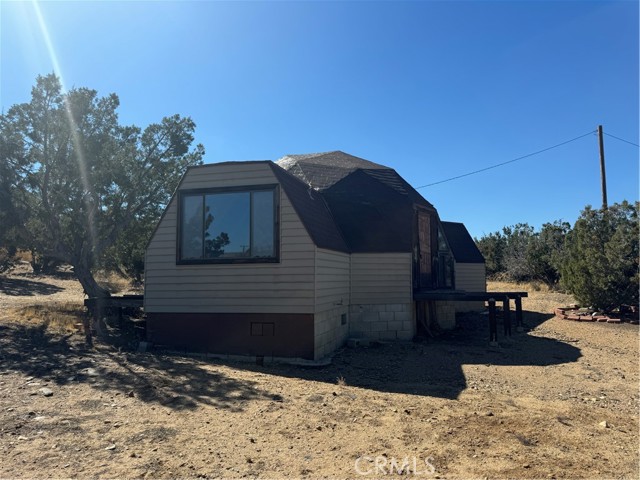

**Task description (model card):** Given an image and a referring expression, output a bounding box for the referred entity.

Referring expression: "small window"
[437,226,449,252]
[178,186,278,264]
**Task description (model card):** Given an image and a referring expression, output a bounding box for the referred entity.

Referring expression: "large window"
[178,186,278,263]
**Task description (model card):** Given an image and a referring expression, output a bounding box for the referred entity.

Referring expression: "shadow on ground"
[0,310,581,409]
[0,276,65,296]
[0,321,280,412]
[232,310,582,400]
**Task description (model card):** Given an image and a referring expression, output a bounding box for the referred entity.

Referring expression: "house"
[441,221,487,312]
[144,151,483,361]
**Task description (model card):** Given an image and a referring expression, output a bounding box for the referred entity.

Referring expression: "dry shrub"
[10,302,86,334]
[0,248,8,271]
[489,280,552,294]
[488,280,575,315]
[94,270,134,294]
[14,249,33,262]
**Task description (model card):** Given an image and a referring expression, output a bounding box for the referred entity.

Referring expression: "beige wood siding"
[350,253,412,305]
[314,249,350,312]
[314,248,350,359]
[454,263,486,292]
[454,263,486,312]
[144,163,316,314]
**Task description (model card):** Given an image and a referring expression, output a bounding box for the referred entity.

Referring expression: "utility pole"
[598,125,608,210]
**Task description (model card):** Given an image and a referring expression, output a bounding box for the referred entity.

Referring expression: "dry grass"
[6,302,86,334]
[13,249,33,263]
[488,280,576,315]
[94,270,139,295]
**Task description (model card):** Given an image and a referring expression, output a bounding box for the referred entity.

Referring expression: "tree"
[526,221,571,287]
[99,213,158,284]
[475,231,506,277]
[0,113,30,250]
[501,223,536,282]
[0,74,204,297]
[561,201,639,311]
[476,221,570,286]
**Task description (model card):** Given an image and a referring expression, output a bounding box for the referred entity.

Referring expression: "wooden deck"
[414,289,529,344]
[84,294,144,319]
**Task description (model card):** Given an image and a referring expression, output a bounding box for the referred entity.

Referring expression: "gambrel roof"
[267,162,349,253]
[276,151,436,253]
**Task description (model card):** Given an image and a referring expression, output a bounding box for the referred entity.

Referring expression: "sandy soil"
[0,272,638,479]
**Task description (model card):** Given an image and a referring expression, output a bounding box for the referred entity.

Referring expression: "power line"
[604,132,639,148]
[416,130,597,189]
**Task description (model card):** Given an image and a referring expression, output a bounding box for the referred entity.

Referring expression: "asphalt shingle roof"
[277,151,388,191]
[268,162,349,253]
[276,151,438,252]
[441,221,485,264]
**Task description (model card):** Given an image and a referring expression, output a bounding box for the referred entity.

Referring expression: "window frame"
[176,184,280,265]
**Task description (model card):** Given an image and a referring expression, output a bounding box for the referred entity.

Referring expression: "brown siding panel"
[147,312,314,360]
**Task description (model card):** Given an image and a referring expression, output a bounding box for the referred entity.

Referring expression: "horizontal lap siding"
[315,249,350,312]
[350,253,412,305]
[144,163,316,314]
[455,263,486,292]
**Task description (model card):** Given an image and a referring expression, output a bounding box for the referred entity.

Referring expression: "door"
[417,210,432,289]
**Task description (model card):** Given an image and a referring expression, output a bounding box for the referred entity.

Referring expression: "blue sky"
[1,0,638,238]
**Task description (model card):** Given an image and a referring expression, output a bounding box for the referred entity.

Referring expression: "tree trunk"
[74,263,111,298]
[74,262,110,345]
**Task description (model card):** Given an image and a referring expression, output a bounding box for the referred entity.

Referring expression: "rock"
[485,411,494,417]
[105,444,116,451]
[127,391,135,398]
[598,421,609,429]
[39,387,53,397]
[84,368,99,377]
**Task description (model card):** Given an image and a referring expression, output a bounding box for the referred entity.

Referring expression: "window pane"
[438,227,448,252]
[251,190,275,257]
[204,192,250,258]
[181,195,203,259]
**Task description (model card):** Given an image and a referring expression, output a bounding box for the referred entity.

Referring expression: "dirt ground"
[0,269,638,479]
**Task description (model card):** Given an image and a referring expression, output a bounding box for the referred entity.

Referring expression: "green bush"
[476,222,569,286]
[561,201,639,311]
